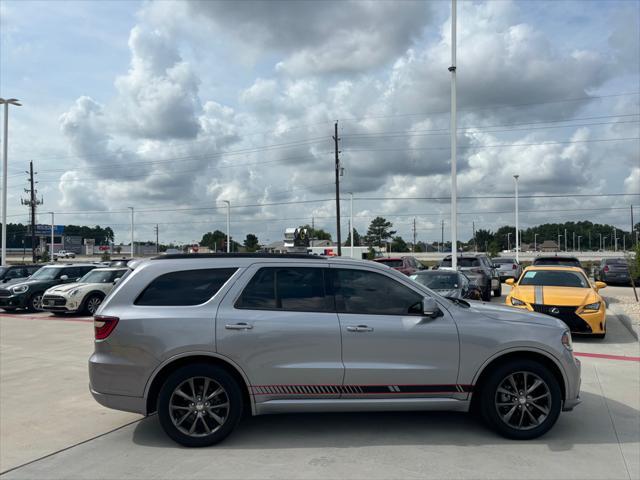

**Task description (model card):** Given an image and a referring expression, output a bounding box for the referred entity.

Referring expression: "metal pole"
[564,228,567,252]
[534,233,538,252]
[223,200,230,253]
[449,0,458,269]
[507,232,511,251]
[333,122,342,257]
[578,235,582,253]
[349,192,354,258]
[1,103,7,267]
[50,212,54,263]
[128,207,134,258]
[572,231,575,252]
[514,175,519,262]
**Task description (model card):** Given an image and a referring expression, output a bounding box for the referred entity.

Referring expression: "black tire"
[493,282,502,298]
[482,285,491,302]
[2,307,17,313]
[157,364,243,447]
[26,292,43,312]
[83,294,104,315]
[479,359,562,440]
[52,312,67,316]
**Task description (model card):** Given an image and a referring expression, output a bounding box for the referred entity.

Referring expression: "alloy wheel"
[494,371,552,431]
[32,294,43,311]
[86,297,102,315]
[169,377,230,437]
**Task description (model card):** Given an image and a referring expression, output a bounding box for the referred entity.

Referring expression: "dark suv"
[532,256,582,268]
[595,257,633,285]
[439,254,500,301]
[0,264,41,285]
[374,256,425,275]
[0,264,97,312]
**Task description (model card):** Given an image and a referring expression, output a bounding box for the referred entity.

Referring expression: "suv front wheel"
[157,364,243,447]
[479,359,562,440]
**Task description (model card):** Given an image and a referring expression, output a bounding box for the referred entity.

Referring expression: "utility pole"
[514,174,519,262]
[632,205,635,247]
[222,200,230,253]
[21,161,42,263]
[48,212,54,263]
[154,224,159,254]
[578,235,582,253]
[350,194,354,258]
[441,219,444,253]
[472,221,476,252]
[613,227,617,252]
[412,217,416,253]
[572,231,575,252]
[564,228,567,252]
[333,121,342,256]
[449,0,458,268]
[311,216,315,248]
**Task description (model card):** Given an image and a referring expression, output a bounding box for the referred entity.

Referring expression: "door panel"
[216,264,343,400]
[332,266,460,397]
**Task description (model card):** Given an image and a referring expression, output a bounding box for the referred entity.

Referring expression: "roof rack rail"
[151,253,327,260]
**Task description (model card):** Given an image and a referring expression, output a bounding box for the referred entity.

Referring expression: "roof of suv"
[153,253,326,260]
[41,263,97,268]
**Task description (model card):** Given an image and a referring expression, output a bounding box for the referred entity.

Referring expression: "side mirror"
[422,297,440,318]
[60,275,69,281]
[594,281,607,290]
[113,277,121,284]
[505,278,515,286]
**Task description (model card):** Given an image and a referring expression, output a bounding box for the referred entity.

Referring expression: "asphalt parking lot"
[0,285,638,480]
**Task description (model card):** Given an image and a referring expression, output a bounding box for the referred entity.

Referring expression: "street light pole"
[1,98,21,267]
[564,228,567,252]
[513,174,519,262]
[48,212,54,263]
[128,207,134,258]
[222,200,230,253]
[534,233,539,252]
[578,235,582,253]
[349,192,354,259]
[507,232,511,252]
[449,0,458,269]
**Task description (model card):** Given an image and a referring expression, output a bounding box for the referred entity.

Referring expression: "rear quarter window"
[135,268,238,306]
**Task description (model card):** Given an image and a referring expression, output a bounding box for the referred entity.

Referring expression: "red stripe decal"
[574,352,640,362]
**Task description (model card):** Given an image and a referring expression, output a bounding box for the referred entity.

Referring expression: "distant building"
[539,240,559,252]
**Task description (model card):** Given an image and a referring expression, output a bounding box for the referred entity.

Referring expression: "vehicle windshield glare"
[411,272,458,290]
[80,270,126,284]
[519,270,588,288]
[29,267,62,280]
[440,257,479,267]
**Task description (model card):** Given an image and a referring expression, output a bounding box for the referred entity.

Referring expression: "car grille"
[42,295,67,307]
[0,289,11,298]
[531,304,592,333]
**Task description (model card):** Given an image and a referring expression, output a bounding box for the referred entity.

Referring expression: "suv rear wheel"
[493,282,502,297]
[157,364,243,447]
[479,359,561,440]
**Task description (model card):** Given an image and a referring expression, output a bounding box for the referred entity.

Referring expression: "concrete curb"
[608,302,639,341]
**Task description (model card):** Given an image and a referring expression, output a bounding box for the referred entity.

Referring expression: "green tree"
[300,225,332,242]
[390,236,408,252]
[343,228,361,247]
[364,217,396,247]
[200,230,240,251]
[243,233,260,252]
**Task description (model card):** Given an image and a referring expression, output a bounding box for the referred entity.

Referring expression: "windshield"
[519,270,588,288]
[440,257,480,267]
[493,258,514,264]
[80,269,127,284]
[29,267,62,280]
[376,259,403,268]
[533,257,581,267]
[411,272,459,290]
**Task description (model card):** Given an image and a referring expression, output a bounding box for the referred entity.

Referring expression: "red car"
[374,256,426,275]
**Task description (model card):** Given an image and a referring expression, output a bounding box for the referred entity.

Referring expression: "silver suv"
[89,254,581,447]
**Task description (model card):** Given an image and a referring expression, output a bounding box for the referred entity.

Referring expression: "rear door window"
[136,268,237,306]
[236,267,332,312]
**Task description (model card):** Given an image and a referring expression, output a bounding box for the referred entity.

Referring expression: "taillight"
[603,266,609,272]
[94,315,119,340]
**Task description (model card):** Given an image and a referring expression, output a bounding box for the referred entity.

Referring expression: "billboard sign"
[30,224,64,236]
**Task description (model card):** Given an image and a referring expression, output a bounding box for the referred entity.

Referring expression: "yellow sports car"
[505,266,607,338]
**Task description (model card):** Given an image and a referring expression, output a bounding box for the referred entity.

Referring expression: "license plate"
[491,279,499,288]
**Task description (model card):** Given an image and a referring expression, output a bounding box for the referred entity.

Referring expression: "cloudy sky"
[1,0,639,247]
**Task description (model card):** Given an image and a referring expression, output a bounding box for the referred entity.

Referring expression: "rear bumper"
[90,386,146,415]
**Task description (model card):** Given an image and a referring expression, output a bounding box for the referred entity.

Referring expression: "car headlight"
[11,285,29,294]
[510,297,526,306]
[583,302,601,311]
[561,330,573,351]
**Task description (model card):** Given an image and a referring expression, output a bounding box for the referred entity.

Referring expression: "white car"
[41,267,128,315]
[54,250,76,259]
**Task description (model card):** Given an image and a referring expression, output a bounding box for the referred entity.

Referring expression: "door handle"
[346,325,374,332]
[225,323,253,330]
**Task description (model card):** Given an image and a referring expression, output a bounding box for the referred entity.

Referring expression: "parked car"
[54,250,76,259]
[0,264,97,312]
[594,257,633,285]
[0,264,41,285]
[409,270,482,300]
[90,253,580,447]
[492,257,523,282]
[109,258,133,267]
[505,266,607,338]
[41,267,129,315]
[438,254,501,300]
[532,256,582,269]
[373,256,425,275]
